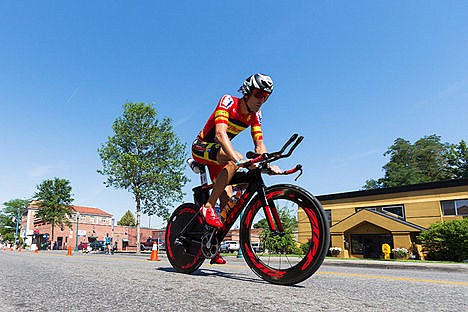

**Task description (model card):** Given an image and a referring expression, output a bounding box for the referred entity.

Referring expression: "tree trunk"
[135,192,141,255]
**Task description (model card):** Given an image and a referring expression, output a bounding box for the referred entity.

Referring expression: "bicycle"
[165,134,330,285]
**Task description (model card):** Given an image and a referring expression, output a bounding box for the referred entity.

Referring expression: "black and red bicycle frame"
[188,134,304,248]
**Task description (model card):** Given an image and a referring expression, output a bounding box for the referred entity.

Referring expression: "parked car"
[220,240,239,253]
[251,242,263,252]
[141,238,165,251]
[89,240,105,251]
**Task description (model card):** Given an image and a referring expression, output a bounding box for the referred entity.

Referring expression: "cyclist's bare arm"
[214,123,242,163]
[254,138,267,154]
[253,138,282,174]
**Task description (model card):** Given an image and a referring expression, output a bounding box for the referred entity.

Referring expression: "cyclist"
[192,73,281,264]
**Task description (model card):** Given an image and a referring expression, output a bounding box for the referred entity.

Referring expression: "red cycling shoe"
[210,253,226,265]
[200,205,223,228]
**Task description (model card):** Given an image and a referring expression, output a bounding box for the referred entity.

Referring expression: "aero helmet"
[238,73,274,96]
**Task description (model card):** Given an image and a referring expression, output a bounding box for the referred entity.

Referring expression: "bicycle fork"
[258,187,285,235]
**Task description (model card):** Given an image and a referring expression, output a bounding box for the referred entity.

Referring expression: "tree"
[118,210,136,226]
[254,207,300,254]
[98,102,188,254]
[364,135,467,189]
[0,199,30,243]
[418,219,468,262]
[447,140,468,179]
[34,178,74,247]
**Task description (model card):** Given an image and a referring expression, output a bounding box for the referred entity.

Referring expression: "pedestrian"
[105,233,111,254]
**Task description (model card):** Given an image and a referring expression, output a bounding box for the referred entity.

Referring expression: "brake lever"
[294,168,303,181]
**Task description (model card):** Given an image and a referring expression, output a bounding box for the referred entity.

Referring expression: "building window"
[441,199,468,216]
[356,205,405,219]
[101,217,107,224]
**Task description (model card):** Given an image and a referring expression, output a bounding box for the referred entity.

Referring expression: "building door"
[351,234,393,259]
[56,237,63,250]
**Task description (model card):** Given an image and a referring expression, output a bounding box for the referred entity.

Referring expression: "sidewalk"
[322,258,467,273]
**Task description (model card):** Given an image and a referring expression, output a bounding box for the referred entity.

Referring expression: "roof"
[317,178,468,201]
[72,206,112,217]
[28,202,112,217]
[330,209,426,233]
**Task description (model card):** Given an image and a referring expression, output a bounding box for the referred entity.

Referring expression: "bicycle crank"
[200,229,219,259]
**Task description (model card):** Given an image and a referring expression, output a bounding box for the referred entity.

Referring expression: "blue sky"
[1,2,467,228]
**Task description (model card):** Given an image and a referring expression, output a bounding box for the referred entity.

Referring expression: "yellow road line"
[317,271,468,286]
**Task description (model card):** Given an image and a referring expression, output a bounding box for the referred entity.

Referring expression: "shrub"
[300,241,310,255]
[417,219,468,262]
[329,247,342,256]
[392,247,409,258]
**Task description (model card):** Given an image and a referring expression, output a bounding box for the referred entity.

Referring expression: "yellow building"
[314,178,468,259]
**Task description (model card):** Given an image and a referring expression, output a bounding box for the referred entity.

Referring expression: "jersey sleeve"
[251,111,263,141]
[214,95,233,126]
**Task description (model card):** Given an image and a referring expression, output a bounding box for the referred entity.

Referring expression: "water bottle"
[220,185,243,222]
[187,158,200,174]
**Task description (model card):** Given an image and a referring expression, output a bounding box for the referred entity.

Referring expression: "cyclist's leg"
[219,186,232,210]
[205,161,236,209]
[192,139,226,227]
[192,138,238,212]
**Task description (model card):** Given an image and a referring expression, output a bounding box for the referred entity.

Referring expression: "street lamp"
[74,212,80,251]
[14,206,20,246]
[111,217,115,249]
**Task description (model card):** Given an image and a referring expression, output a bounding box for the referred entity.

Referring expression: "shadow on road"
[156,267,304,288]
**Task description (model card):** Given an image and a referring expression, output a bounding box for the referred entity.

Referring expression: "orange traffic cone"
[34,248,39,254]
[148,242,160,261]
[67,245,73,256]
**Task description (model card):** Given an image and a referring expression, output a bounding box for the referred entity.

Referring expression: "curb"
[322,258,468,273]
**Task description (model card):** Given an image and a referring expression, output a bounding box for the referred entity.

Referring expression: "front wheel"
[165,203,205,274]
[240,184,330,285]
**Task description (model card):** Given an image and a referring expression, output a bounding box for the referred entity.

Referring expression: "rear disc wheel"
[165,203,205,274]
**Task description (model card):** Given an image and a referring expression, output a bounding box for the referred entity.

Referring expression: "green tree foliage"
[447,140,468,179]
[98,102,188,253]
[364,135,468,189]
[0,199,30,243]
[34,178,74,245]
[417,219,468,262]
[118,210,136,226]
[255,207,300,254]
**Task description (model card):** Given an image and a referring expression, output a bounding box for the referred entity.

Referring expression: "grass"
[325,257,467,264]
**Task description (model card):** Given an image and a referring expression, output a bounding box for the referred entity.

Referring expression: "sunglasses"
[251,88,270,100]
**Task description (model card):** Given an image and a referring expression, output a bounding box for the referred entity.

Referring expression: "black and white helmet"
[238,73,274,96]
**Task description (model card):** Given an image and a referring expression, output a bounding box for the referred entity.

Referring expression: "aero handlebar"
[236,134,304,180]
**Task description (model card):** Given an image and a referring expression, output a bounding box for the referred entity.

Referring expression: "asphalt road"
[1,250,466,312]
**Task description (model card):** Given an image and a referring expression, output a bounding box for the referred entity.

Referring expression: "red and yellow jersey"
[199,94,263,142]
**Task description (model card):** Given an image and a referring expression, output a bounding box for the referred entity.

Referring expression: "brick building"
[21,202,164,251]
